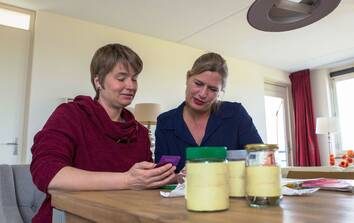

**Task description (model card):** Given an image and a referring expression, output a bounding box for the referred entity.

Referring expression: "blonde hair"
[187,52,228,90]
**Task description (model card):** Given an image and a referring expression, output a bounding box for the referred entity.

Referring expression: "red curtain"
[289,69,321,166]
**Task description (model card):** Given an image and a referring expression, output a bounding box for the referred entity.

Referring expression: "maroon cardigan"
[30,96,151,223]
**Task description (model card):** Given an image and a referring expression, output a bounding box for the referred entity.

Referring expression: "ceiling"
[2,0,354,72]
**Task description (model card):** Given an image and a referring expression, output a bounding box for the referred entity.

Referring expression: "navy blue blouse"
[154,101,263,172]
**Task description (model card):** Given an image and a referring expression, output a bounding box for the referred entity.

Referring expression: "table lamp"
[134,103,161,147]
[316,117,338,155]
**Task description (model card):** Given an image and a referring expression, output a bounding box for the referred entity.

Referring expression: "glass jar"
[245,144,281,207]
[227,150,247,197]
[186,147,229,211]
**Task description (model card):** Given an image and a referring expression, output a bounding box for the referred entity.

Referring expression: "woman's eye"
[116,77,125,81]
[195,82,203,86]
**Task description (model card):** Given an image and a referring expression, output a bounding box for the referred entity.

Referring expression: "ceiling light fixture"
[247,0,341,32]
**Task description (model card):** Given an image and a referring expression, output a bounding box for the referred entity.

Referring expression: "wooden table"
[50,189,354,223]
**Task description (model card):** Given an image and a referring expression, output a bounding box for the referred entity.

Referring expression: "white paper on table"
[160,183,185,198]
[282,178,321,196]
[160,178,321,197]
[282,186,320,196]
[281,178,324,186]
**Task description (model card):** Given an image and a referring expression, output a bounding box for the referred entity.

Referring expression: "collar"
[165,101,234,145]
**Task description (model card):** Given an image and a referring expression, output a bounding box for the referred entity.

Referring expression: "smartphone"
[155,155,181,168]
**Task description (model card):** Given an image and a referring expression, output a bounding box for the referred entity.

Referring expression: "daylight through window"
[331,72,354,152]
[0,7,30,30]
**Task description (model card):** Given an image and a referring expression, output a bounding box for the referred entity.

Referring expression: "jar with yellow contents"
[245,144,281,207]
[186,147,229,212]
[227,150,247,197]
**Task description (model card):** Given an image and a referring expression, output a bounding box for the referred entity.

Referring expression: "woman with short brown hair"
[31,43,175,223]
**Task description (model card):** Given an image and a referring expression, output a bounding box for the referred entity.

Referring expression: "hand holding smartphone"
[155,155,181,168]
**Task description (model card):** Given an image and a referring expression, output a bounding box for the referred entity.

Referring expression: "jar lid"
[227,150,247,160]
[245,144,278,151]
[186,147,227,160]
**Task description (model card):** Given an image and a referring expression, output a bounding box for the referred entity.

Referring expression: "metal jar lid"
[227,150,247,161]
[244,144,278,152]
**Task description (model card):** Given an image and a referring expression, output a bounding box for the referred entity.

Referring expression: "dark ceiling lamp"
[247,0,341,32]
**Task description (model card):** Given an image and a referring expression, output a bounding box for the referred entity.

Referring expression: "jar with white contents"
[227,150,247,197]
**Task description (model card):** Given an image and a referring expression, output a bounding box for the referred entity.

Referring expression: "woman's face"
[185,71,222,113]
[96,63,138,109]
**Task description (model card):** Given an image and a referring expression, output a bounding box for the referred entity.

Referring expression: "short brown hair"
[90,43,143,99]
[187,52,228,90]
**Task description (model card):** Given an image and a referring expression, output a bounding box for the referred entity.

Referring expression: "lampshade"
[247,0,341,32]
[316,117,338,134]
[134,103,161,125]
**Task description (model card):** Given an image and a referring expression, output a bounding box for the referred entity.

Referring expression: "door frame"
[0,2,36,163]
[264,80,295,166]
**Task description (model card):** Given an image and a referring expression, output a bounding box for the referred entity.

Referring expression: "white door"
[0,25,31,164]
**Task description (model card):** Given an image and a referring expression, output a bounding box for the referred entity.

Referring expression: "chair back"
[0,164,46,223]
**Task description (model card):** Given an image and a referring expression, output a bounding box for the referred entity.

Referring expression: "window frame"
[330,69,354,155]
[0,2,35,31]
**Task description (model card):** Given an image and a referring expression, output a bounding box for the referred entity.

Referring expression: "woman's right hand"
[124,161,176,190]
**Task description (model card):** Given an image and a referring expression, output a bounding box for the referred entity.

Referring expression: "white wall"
[24,11,289,162]
[310,69,332,165]
[330,63,354,73]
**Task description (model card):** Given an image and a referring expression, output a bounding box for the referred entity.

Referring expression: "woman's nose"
[125,78,136,89]
[199,87,208,98]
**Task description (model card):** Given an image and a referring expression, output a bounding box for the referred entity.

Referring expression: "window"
[330,69,354,153]
[0,4,32,30]
[264,82,293,167]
